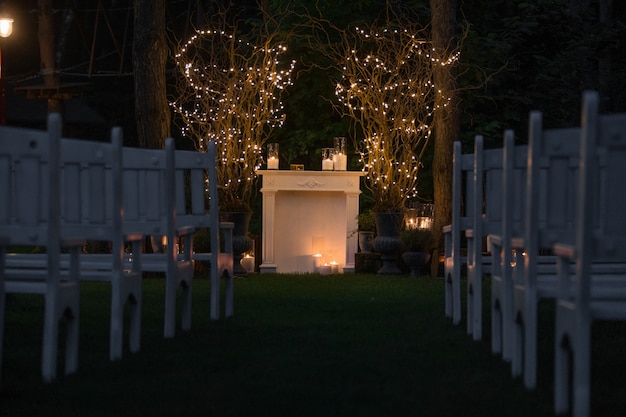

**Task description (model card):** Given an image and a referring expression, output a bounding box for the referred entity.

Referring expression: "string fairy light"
[171,25,295,210]
[332,23,459,210]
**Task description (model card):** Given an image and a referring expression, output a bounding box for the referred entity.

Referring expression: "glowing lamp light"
[0,18,13,38]
[0,15,12,125]
[405,203,434,230]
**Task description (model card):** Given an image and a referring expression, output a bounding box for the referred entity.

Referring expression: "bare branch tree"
[306,9,460,213]
[171,9,295,211]
[336,25,438,212]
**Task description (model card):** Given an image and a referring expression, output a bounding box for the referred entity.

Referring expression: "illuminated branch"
[172,12,295,211]
[307,10,460,212]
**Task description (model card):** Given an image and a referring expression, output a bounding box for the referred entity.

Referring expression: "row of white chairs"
[444,91,626,417]
[0,113,234,384]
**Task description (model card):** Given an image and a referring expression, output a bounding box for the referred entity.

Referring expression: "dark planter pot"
[358,231,375,253]
[372,212,404,274]
[402,251,427,278]
[220,211,253,276]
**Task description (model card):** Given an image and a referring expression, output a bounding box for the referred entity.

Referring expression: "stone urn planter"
[372,212,404,274]
[400,228,433,278]
[358,231,375,253]
[356,210,376,253]
[220,211,253,277]
[402,251,429,278]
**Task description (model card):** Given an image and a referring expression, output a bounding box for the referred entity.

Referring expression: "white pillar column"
[344,190,360,272]
[259,190,277,273]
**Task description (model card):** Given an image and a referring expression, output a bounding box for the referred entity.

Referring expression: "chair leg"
[163,278,177,339]
[41,298,59,383]
[65,310,79,376]
[210,270,220,321]
[573,317,591,417]
[65,249,80,374]
[224,273,234,318]
[109,287,123,361]
[491,278,502,355]
[0,249,5,384]
[554,335,571,415]
[444,264,452,319]
[467,281,474,335]
[0,289,5,385]
[512,316,523,378]
[554,304,575,416]
[452,271,461,325]
[501,288,514,362]
[469,268,483,341]
[181,280,192,331]
[524,302,538,389]
[128,295,141,354]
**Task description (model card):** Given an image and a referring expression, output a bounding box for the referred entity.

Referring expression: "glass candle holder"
[333,136,347,171]
[267,143,279,169]
[321,147,334,171]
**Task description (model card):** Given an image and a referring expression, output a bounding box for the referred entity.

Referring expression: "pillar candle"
[322,158,334,170]
[268,157,279,170]
[333,153,347,171]
[318,265,331,275]
[241,255,255,273]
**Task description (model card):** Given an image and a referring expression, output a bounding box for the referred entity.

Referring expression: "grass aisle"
[1,273,624,416]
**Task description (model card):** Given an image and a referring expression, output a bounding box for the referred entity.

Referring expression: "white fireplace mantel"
[258,170,365,274]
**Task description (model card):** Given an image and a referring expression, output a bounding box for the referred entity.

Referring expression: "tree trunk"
[133,0,170,149]
[38,0,63,115]
[430,0,460,270]
[598,0,613,111]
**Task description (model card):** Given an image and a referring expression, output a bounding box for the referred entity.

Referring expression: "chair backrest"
[121,138,176,242]
[173,141,221,253]
[0,116,61,249]
[451,140,476,235]
[58,130,123,246]
[471,135,504,247]
[482,146,505,235]
[579,91,626,263]
[0,114,64,291]
[499,130,529,252]
[525,112,581,256]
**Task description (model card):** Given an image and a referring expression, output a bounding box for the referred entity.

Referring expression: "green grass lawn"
[1,273,625,416]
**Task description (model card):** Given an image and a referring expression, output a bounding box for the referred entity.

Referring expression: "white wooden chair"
[122,138,195,338]
[173,141,234,321]
[0,114,83,383]
[553,91,626,417]
[487,130,529,358]
[0,237,5,381]
[465,135,503,341]
[443,141,474,324]
[508,114,581,385]
[4,126,145,362]
[60,130,144,361]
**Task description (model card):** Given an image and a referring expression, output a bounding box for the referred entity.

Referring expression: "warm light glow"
[172,21,294,210]
[405,203,434,230]
[241,254,255,273]
[267,156,279,170]
[0,18,13,38]
[329,22,460,209]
